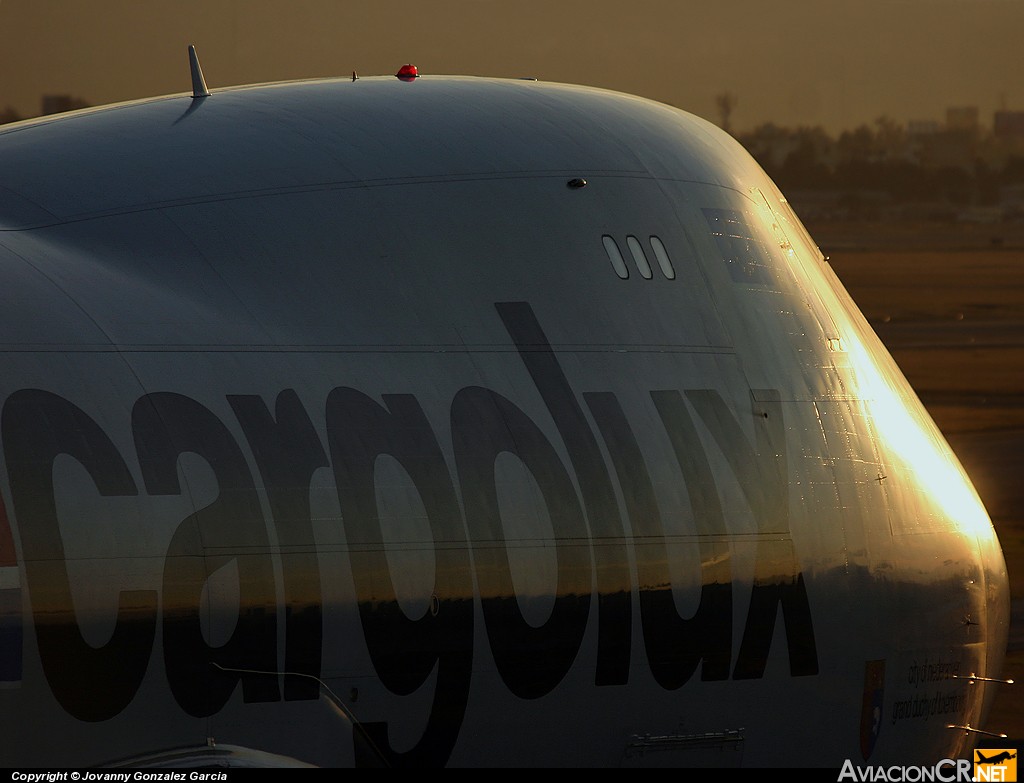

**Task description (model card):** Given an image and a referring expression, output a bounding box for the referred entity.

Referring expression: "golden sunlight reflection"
[839,320,991,536]
[774,197,994,538]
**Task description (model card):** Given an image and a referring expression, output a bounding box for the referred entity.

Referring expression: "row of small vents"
[602,235,676,280]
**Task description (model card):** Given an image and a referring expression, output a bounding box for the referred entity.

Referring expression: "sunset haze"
[0,0,1021,135]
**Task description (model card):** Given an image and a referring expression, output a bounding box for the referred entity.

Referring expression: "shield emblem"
[860,660,885,760]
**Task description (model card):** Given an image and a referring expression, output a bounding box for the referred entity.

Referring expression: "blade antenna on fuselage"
[189,44,211,98]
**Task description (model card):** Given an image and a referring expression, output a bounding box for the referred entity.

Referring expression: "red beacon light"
[396,64,419,81]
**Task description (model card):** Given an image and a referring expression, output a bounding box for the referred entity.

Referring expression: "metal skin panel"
[0,75,1010,768]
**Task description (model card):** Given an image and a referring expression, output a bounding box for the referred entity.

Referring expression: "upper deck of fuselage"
[0,70,1011,771]
[0,74,760,231]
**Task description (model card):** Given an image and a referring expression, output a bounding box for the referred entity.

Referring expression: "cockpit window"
[602,235,629,278]
[626,235,653,279]
[702,208,774,286]
[649,236,676,280]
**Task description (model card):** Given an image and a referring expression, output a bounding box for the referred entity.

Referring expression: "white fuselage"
[0,75,1009,768]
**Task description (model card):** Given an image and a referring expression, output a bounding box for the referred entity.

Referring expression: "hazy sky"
[0,0,1020,135]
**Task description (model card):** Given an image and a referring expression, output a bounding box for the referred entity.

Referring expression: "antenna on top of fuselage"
[188,44,211,99]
